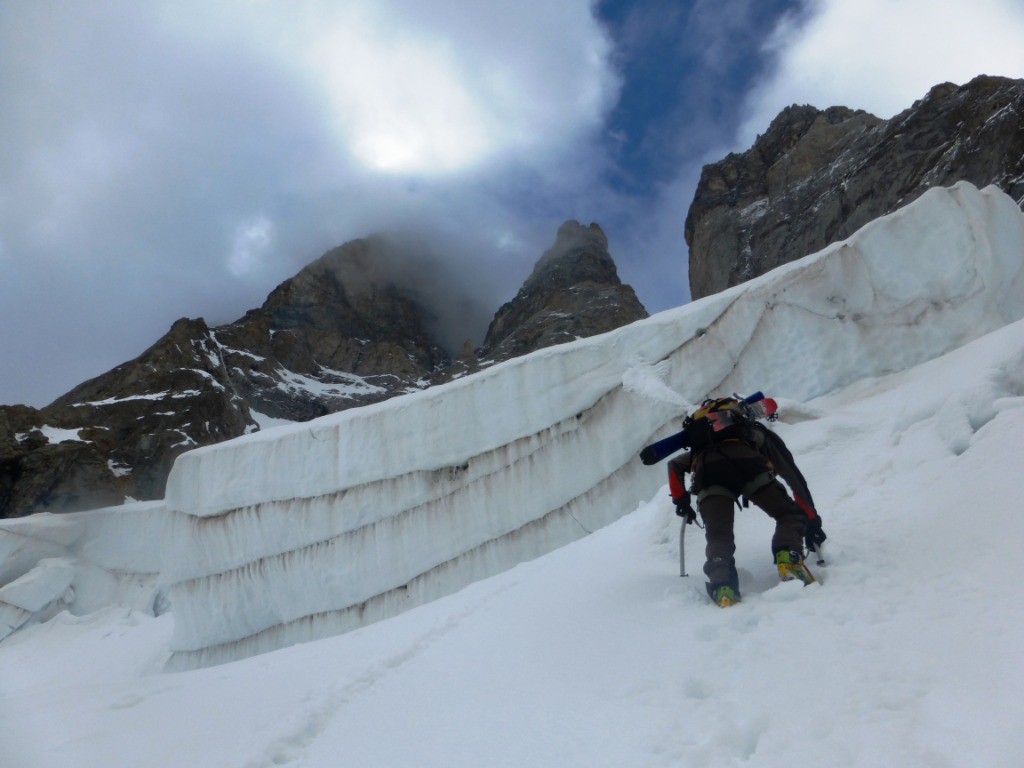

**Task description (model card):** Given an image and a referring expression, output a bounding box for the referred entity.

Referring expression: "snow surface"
[2,182,1024,766]
[3,313,1024,766]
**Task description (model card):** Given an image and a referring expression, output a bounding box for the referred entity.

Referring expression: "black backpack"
[682,397,756,450]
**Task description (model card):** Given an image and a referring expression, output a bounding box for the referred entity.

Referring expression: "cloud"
[738,0,1024,145]
[229,217,275,278]
[590,0,806,306]
[9,0,1020,410]
[0,0,618,407]
[176,0,619,175]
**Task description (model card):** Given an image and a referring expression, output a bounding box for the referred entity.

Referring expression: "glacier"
[2,182,1024,671]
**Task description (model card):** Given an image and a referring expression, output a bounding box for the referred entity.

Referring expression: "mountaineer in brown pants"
[666,397,826,606]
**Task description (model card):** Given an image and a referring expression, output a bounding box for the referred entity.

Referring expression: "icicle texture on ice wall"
[149,183,1024,669]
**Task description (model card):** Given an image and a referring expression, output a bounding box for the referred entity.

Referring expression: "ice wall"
[156,182,1024,668]
[0,502,168,639]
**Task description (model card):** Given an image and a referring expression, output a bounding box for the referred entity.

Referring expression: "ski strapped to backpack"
[639,391,777,465]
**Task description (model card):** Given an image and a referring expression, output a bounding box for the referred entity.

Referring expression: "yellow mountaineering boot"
[775,550,815,585]
[709,584,740,607]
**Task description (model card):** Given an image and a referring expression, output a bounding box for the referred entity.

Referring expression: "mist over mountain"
[0,222,646,518]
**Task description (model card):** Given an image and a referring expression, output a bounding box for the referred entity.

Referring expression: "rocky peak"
[222,236,448,407]
[481,221,647,362]
[262,237,438,350]
[529,220,611,278]
[686,74,1024,299]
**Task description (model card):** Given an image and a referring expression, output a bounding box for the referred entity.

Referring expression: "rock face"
[481,221,647,362]
[0,318,254,517]
[1,225,647,518]
[686,75,1024,299]
[215,236,451,422]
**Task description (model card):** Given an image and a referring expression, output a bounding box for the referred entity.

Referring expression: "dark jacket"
[669,422,817,516]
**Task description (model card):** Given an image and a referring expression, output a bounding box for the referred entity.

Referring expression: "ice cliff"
[3,182,1024,668]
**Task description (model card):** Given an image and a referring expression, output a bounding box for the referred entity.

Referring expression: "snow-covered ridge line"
[163,407,592,581]
[155,183,1024,667]
[164,322,706,517]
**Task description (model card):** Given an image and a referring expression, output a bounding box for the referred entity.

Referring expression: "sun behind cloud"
[310,21,494,174]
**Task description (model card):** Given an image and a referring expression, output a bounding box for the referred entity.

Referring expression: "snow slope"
[2,181,1024,766]
[2,305,1024,767]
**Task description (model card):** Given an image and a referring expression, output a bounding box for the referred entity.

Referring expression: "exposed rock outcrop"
[2,318,256,516]
[215,236,450,422]
[481,221,648,362]
[687,75,1024,299]
[1,224,647,518]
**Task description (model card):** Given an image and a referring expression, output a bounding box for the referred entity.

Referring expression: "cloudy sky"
[3,0,1024,407]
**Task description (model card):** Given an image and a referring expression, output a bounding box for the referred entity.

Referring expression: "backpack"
[682,396,757,450]
[638,391,778,465]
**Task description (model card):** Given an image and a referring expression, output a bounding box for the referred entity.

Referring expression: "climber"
[666,396,826,607]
